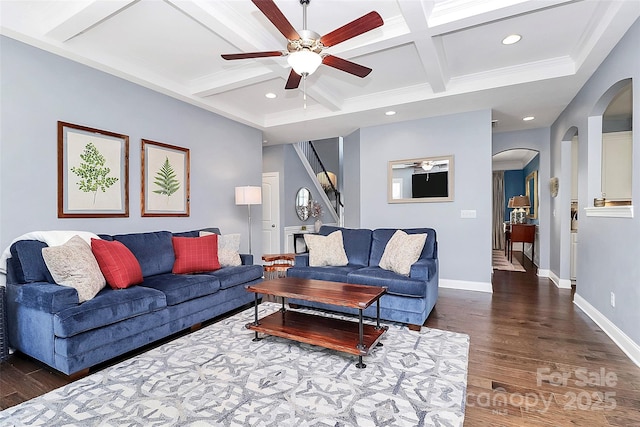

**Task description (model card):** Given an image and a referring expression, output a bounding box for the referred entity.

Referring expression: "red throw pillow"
[172,234,220,274]
[91,238,143,289]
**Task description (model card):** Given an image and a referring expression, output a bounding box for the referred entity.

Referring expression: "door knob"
[271,224,276,228]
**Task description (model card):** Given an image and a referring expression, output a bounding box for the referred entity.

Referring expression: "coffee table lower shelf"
[246,309,387,359]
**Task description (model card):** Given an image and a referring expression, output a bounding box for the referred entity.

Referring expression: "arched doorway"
[492,149,540,268]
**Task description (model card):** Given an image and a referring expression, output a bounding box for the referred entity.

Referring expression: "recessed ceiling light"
[385,111,396,116]
[265,93,277,99]
[502,34,522,45]
[523,116,535,121]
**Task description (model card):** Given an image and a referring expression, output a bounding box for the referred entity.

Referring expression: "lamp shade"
[512,195,530,208]
[235,186,262,205]
[507,197,515,208]
[287,50,322,76]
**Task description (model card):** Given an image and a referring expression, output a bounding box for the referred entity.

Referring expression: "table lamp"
[511,195,531,224]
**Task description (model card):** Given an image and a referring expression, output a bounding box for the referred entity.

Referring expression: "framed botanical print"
[58,121,129,218]
[141,139,190,217]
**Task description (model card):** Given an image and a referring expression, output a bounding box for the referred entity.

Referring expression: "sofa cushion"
[42,236,106,303]
[172,234,220,274]
[173,227,221,238]
[370,228,437,266]
[347,267,426,297]
[205,264,264,290]
[113,231,175,277]
[286,265,361,283]
[91,239,144,289]
[379,230,427,276]
[9,240,54,283]
[141,273,221,305]
[200,231,241,267]
[305,231,348,267]
[319,226,372,266]
[53,286,167,338]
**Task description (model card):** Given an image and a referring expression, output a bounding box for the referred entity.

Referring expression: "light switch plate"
[460,210,477,218]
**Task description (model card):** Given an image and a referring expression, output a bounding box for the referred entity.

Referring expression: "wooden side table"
[262,253,296,280]
[507,224,536,263]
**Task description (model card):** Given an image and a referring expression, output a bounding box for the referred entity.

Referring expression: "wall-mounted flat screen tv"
[412,172,449,198]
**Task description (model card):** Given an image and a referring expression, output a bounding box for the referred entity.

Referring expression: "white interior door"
[262,172,280,258]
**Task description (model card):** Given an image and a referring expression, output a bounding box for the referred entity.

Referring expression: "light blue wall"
[342,129,361,229]
[359,110,493,286]
[262,144,333,249]
[550,19,640,347]
[0,36,263,258]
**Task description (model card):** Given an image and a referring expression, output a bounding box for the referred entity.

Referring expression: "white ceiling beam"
[397,0,448,93]
[428,0,576,36]
[166,0,282,55]
[191,64,277,97]
[45,1,136,42]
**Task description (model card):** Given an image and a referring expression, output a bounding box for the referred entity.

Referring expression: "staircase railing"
[294,141,343,225]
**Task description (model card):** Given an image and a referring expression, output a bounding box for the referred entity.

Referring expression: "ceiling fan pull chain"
[303,75,307,109]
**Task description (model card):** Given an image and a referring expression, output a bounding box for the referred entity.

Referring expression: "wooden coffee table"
[246,277,388,368]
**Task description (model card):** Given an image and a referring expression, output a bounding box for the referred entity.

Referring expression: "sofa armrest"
[7,282,79,314]
[409,258,437,281]
[294,254,309,267]
[240,253,253,265]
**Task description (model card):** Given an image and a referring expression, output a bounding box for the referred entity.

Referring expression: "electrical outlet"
[610,292,615,307]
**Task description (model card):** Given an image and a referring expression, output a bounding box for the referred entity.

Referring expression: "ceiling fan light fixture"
[288,49,322,76]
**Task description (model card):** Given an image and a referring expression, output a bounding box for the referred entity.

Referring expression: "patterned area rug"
[492,249,526,272]
[0,303,469,426]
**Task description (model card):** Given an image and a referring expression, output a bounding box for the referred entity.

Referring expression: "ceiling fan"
[221,0,384,90]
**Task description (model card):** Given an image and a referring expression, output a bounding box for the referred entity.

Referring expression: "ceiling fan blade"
[320,11,383,47]
[285,69,302,90]
[322,55,372,78]
[221,51,285,60]
[252,0,300,41]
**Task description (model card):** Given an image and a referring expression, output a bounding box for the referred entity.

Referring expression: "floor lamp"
[235,186,262,254]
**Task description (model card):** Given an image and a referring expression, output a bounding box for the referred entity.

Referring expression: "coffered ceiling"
[1,0,638,144]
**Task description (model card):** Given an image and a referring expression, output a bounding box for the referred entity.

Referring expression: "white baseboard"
[548,270,572,289]
[574,293,640,368]
[537,269,550,278]
[440,279,493,293]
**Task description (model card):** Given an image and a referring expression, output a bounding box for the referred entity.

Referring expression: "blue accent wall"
[523,153,540,224]
[504,170,524,221]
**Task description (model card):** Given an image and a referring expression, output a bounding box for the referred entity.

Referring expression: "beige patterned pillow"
[42,235,106,302]
[200,231,242,267]
[304,231,349,267]
[379,230,427,276]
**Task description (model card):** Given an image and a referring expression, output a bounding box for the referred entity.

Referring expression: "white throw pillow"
[379,230,427,276]
[42,235,106,302]
[200,231,242,267]
[304,230,349,267]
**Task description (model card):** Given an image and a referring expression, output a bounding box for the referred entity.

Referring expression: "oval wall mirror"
[295,187,311,220]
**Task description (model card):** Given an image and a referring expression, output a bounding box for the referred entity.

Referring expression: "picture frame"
[58,121,129,218]
[141,139,190,217]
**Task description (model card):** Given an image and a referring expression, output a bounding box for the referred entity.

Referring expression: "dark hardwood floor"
[1,252,639,426]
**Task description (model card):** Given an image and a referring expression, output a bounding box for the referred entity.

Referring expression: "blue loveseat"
[286,225,438,329]
[5,228,263,375]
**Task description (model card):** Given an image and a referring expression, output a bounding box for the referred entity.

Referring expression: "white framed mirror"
[388,155,454,203]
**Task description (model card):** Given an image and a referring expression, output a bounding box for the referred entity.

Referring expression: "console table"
[505,223,536,263]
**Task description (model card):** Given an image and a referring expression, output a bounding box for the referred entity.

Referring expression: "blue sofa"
[5,228,263,375]
[286,226,438,329]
